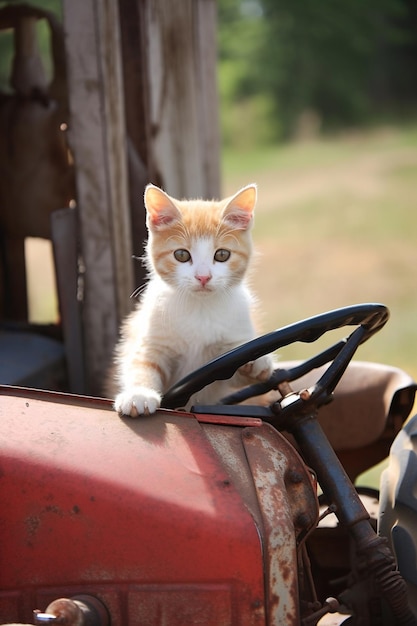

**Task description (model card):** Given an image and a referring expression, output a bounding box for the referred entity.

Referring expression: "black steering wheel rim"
[161,303,389,410]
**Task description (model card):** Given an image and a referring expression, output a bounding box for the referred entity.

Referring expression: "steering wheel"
[161,303,389,413]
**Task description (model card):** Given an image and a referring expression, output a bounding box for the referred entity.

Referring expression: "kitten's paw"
[114,387,161,417]
[239,354,274,382]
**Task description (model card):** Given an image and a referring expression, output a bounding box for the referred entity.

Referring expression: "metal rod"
[290,413,369,527]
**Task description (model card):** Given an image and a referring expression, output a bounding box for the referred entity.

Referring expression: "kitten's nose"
[195,274,212,287]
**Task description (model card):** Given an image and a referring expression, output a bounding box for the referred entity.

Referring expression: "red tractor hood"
[0,387,317,625]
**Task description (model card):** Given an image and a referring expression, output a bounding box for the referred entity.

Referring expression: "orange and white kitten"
[112,183,274,417]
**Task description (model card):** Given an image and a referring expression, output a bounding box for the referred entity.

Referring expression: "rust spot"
[296,512,310,528]
[281,563,291,582]
[286,469,303,484]
[72,504,80,514]
[45,504,62,515]
[269,591,280,608]
[25,515,40,537]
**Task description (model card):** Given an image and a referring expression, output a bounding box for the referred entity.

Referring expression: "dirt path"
[224,144,417,214]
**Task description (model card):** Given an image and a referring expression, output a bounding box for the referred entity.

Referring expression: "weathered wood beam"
[62,0,133,394]
[145,0,220,199]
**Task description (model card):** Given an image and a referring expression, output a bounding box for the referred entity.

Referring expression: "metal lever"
[34,595,109,626]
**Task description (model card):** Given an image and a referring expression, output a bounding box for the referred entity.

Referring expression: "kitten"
[111,183,274,417]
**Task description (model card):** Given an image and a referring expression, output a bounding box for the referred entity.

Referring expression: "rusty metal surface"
[242,423,319,626]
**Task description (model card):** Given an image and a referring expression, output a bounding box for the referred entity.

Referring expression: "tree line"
[218,0,417,144]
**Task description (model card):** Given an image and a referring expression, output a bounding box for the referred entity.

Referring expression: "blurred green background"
[218,0,417,389]
[219,0,417,146]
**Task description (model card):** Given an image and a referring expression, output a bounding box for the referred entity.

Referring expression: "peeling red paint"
[243,423,319,625]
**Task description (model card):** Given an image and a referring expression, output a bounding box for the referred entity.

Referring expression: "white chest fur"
[145,278,255,386]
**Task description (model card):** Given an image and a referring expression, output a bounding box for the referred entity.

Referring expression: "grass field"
[222,124,417,383]
[222,124,417,487]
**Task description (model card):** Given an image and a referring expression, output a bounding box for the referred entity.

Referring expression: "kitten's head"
[143,183,257,295]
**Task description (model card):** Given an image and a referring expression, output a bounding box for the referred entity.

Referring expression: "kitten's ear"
[222,184,257,230]
[144,184,181,230]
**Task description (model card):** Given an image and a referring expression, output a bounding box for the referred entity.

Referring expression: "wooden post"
[145,0,221,199]
[118,0,153,289]
[62,0,134,395]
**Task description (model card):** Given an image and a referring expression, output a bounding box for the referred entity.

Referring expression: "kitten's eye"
[174,249,191,263]
[214,249,231,262]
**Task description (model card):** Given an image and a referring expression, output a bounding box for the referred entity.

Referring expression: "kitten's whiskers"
[130,284,147,299]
